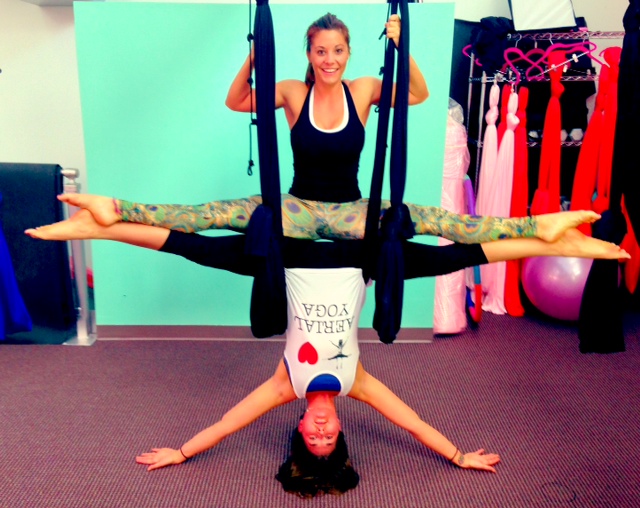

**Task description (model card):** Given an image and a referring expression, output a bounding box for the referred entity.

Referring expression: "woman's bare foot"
[551,228,630,260]
[25,209,108,241]
[57,193,120,227]
[535,210,600,243]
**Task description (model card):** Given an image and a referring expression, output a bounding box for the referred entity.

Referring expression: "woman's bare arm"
[136,360,297,471]
[225,49,256,112]
[349,13,429,117]
[349,363,499,472]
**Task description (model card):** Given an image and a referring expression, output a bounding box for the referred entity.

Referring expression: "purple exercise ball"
[521,256,593,321]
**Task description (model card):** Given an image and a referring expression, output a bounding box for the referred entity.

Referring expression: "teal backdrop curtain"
[74,2,454,328]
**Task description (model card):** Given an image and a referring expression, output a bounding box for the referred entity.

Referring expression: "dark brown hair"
[304,13,351,86]
[276,428,359,498]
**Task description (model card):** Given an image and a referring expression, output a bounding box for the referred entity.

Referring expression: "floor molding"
[97,325,434,343]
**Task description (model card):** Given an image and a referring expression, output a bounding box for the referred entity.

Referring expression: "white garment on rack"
[433,105,470,334]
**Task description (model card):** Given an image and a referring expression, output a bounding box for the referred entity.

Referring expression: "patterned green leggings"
[118,194,537,244]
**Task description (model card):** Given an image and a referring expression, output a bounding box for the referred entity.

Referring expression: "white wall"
[0,0,628,239]
[0,1,86,187]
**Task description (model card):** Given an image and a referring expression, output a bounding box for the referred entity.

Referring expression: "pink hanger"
[462,44,482,66]
[503,46,549,85]
[523,42,596,81]
[531,40,608,77]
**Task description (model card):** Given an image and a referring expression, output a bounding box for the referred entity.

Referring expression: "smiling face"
[307,29,350,86]
[298,405,342,457]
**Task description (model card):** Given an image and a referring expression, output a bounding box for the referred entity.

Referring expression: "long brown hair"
[304,13,351,87]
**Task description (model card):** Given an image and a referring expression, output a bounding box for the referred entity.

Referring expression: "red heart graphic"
[298,342,318,365]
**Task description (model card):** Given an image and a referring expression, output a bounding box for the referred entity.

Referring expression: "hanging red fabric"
[477,81,518,315]
[621,196,640,294]
[530,51,565,215]
[569,64,608,235]
[593,47,622,215]
[570,47,622,235]
[505,86,529,317]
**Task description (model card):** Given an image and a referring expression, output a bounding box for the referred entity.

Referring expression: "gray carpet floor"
[1,312,639,508]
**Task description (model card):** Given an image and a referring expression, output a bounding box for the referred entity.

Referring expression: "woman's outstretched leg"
[408,204,601,245]
[480,228,630,262]
[25,211,262,276]
[56,193,262,234]
[25,209,170,250]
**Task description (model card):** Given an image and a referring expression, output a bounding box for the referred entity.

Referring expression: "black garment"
[469,17,514,76]
[289,83,365,202]
[578,0,639,354]
[159,231,488,280]
[613,0,640,238]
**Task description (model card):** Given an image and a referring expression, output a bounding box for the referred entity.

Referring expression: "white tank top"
[283,267,366,398]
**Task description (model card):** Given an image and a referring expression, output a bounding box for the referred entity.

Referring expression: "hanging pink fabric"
[476,83,500,215]
[505,86,529,317]
[497,83,511,146]
[531,51,566,215]
[433,108,471,334]
[474,83,501,313]
[478,87,519,314]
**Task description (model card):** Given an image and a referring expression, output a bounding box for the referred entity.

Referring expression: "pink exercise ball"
[521,256,593,321]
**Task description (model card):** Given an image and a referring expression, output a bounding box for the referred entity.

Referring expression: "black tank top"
[289,83,366,202]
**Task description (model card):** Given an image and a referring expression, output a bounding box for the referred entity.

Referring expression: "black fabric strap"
[366,0,414,344]
[363,2,398,281]
[245,0,287,338]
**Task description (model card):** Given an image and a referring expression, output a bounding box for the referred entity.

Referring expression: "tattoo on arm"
[457,454,465,466]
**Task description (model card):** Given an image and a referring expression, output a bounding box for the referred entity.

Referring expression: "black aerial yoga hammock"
[247,0,415,342]
[245,0,287,338]
[365,0,414,344]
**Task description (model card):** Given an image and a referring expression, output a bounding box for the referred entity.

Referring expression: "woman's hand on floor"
[456,448,500,473]
[136,447,187,471]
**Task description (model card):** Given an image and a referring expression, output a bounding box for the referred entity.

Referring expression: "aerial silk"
[621,197,640,293]
[504,85,529,317]
[474,83,499,313]
[476,82,518,314]
[475,82,500,218]
[496,82,510,145]
[366,0,414,344]
[248,0,416,342]
[246,0,287,338]
[486,85,518,314]
[530,50,565,215]
[569,53,615,236]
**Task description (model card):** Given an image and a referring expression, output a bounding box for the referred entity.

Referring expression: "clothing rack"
[469,74,599,83]
[466,30,624,192]
[506,31,624,41]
